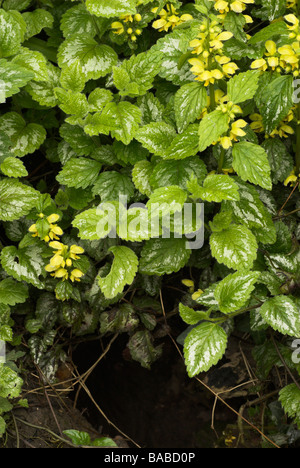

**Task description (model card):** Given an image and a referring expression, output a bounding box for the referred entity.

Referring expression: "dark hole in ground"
[70,330,238,449]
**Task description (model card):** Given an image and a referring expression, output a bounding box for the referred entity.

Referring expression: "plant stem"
[218,146,225,173]
[209,82,216,111]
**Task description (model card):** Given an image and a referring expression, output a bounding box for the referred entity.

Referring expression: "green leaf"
[261,138,293,184]
[222,178,276,244]
[0,9,26,58]
[0,112,46,158]
[0,157,28,178]
[60,4,107,38]
[63,430,91,446]
[279,384,300,428]
[138,93,164,125]
[1,243,45,289]
[214,270,261,313]
[0,278,28,306]
[259,296,300,337]
[0,364,23,398]
[26,62,60,108]
[135,122,177,157]
[198,110,229,152]
[146,185,187,218]
[183,322,228,377]
[0,178,39,221]
[128,329,163,369]
[118,206,152,242]
[103,101,141,145]
[174,82,207,133]
[60,60,86,93]
[261,0,286,20]
[249,20,287,44]
[73,208,112,240]
[163,124,199,160]
[54,88,89,119]
[88,88,114,113]
[227,70,260,104]
[258,75,293,134]
[22,9,54,40]
[98,246,138,299]
[85,0,136,17]
[187,174,240,203]
[179,303,208,325]
[57,34,118,81]
[152,28,194,86]
[210,224,258,270]
[92,171,135,202]
[0,59,34,101]
[113,51,163,97]
[11,48,49,82]
[232,142,272,190]
[92,437,118,448]
[139,237,191,276]
[59,123,97,156]
[2,0,31,11]
[150,157,207,190]
[56,157,102,189]
[224,11,247,43]
[209,210,233,232]
[132,159,153,197]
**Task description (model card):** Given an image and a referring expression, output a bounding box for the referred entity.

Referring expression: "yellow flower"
[230,119,247,140]
[53,268,69,280]
[152,5,192,32]
[46,214,60,224]
[48,224,63,240]
[111,21,125,35]
[182,279,195,293]
[28,223,38,237]
[70,269,84,282]
[192,289,204,301]
[120,14,133,23]
[284,169,298,186]
[251,58,268,71]
[219,136,233,149]
[210,31,233,50]
[49,241,65,252]
[49,254,65,268]
[69,245,85,260]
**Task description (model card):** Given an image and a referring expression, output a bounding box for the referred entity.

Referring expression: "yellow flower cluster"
[208,96,248,149]
[29,213,63,243]
[45,242,85,283]
[250,108,295,138]
[151,4,193,32]
[111,13,143,42]
[210,0,254,15]
[29,212,85,285]
[251,16,300,76]
[188,19,238,86]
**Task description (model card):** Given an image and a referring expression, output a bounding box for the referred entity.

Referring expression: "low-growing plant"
[0,0,300,448]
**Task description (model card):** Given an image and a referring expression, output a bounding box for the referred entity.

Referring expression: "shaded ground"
[70,330,252,449]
